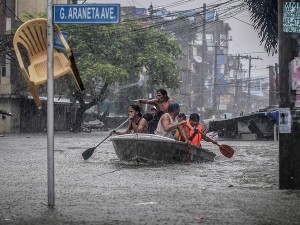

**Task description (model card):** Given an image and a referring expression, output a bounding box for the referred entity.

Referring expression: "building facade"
[0,0,68,133]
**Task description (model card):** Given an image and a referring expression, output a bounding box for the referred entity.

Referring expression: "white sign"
[218,104,227,110]
[283,2,300,33]
[53,4,120,24]
[279,108,291,133]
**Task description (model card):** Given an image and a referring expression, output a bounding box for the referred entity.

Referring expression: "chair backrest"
[13,18,84,109]
[13,18,48,63]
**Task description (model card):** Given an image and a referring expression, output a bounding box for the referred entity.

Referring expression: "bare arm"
[133,99,158,105]
[178,125,189,143]
[161,114,187,132]
[202,132,217,144]
[111,123,131,135]
[131,118,147,133]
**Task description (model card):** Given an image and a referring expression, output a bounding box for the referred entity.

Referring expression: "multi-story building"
[0,0,68,133]
[148,7,231,117]
[1,0,18,133]
[0,2,236,133]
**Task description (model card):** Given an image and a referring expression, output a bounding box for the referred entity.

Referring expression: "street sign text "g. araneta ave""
[53,4,120,24]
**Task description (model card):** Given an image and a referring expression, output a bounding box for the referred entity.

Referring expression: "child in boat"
[175,112,190,142]
[186,113,216,147]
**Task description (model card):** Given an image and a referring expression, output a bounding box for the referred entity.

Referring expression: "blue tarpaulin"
[266,111,279,124]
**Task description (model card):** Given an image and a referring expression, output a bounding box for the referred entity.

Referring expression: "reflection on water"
[2,132,300,224]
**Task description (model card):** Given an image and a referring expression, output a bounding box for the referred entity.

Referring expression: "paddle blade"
[82,147,96,160]
[219,144,234,158]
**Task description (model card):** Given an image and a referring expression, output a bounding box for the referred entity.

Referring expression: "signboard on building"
[218,104,227,110]
[53,4,120,24]
[283,2,300,33]
[219,95,232,104]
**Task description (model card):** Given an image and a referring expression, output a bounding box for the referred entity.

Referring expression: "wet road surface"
[0,132,300,225]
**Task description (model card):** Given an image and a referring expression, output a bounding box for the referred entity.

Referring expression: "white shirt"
[155,113,178,138]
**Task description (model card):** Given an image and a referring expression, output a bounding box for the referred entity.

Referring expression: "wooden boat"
[110,133,216,163]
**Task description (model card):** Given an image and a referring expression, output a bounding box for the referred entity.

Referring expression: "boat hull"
[110,134,216,163]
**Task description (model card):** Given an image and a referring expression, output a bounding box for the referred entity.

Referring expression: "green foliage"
[61,19,182,92]
[243,0,278,55]
[22,12,47,20]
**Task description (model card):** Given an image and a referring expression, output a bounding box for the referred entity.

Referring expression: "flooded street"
[1,131,300,225]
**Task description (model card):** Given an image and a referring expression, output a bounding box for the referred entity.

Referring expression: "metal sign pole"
[47,0,55,207]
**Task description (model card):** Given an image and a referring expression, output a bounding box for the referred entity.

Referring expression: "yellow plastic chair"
[13,18,84,109]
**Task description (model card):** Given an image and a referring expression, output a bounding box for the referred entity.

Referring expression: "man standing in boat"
[111,105,148,135]
[155,101,189,143]
[133,88,172,133]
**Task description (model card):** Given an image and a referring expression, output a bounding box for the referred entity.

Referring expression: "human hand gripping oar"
[198,130,234,158]
[82,118,130,160]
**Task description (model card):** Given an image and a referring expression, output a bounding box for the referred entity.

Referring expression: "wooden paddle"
[82,118,129,160]
[199,130,234,158]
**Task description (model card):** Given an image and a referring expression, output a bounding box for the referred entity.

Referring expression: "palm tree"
[244,0,278,55]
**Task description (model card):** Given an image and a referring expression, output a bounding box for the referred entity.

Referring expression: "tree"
[61,19,182,131]
[1,15,182,132]
[243,0,278,55]
[244,0,300,189]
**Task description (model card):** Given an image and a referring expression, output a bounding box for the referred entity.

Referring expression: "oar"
[82,118,129,160]
[199,130,234,158]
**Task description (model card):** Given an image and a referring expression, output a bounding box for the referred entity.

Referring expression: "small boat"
[110,133,216,163]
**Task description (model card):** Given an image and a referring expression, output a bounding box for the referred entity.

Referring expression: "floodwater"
[0,131,300,225]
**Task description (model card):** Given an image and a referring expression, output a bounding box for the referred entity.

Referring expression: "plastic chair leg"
[28,83,42,109]
[69,51,84,91]
[71,71,85,92]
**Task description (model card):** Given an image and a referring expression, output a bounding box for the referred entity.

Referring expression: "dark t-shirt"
[148,110,164,134]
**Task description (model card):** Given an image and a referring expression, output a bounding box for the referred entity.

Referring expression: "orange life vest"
[186,120,203,147]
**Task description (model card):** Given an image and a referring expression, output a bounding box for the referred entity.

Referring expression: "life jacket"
[177,125,189,142]
[186,120,203,147]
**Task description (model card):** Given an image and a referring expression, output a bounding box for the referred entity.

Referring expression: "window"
[1,66,6,77]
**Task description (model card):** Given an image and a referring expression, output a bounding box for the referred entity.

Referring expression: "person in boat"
[149,106,157,118]
[142,112,154,133]
[155,101,189,143]
[111,104,148,135]
[147,106,157,134]
[133,88,172,133]
[175,112,190,142]
[186,113,216,147]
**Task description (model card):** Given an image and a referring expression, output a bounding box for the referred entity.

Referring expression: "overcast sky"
[85,0,278,78]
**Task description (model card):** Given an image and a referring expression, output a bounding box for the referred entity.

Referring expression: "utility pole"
[246,55,261,113]
[275,63,279,105]
[233,54,240,117]
[268,65,275,106]
[200,3,206,115]
[148,3,153,20]
[212,17,221,114]
[247,56,252,113]
[278,0,300,189]
[213,41,218,112]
